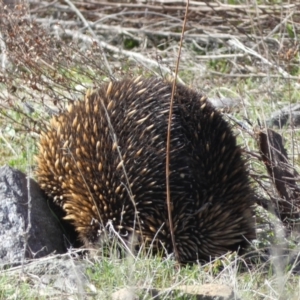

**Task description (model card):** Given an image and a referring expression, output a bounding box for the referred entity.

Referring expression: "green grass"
[0,273,47,300]
[1,250,300,299]
[1,0,300,299]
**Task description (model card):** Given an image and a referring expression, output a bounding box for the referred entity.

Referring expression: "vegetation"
[1,0,300,299]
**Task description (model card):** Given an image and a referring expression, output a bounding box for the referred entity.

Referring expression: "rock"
[3,254,97,298]
[175,284,235,299]
[208,97,241,113]
[267,103,300,128]
[111,284,236,300]
[112,287,138,300]
[0,165,67,265]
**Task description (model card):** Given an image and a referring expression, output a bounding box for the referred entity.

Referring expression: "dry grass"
[1,0,300,299]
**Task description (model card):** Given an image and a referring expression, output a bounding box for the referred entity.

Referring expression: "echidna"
[36,77,256,263]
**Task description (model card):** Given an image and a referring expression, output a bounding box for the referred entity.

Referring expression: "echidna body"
[36,77,255,263]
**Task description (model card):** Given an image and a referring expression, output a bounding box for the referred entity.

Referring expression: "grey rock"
[3,254,97,298]
[267,103,300,128]
[112,287,138,300]
[111,284,236,300]
[208,97,241,113]
[0,165,66,266]
[175,284,235,299]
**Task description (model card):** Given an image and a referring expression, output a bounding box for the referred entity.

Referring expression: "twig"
[0,130,17,155]
[208,70,300,79]
[83,10,182,30]
[22,163,32,273]
[251,10,294,51]
[55,27,185,84]
[63,0,113,77]
[166,0,189,264]
[228,37,299,86]
[0,30,6,70]
[36,18,241,41]
[91,84,144,242]
[107,221,135,259]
